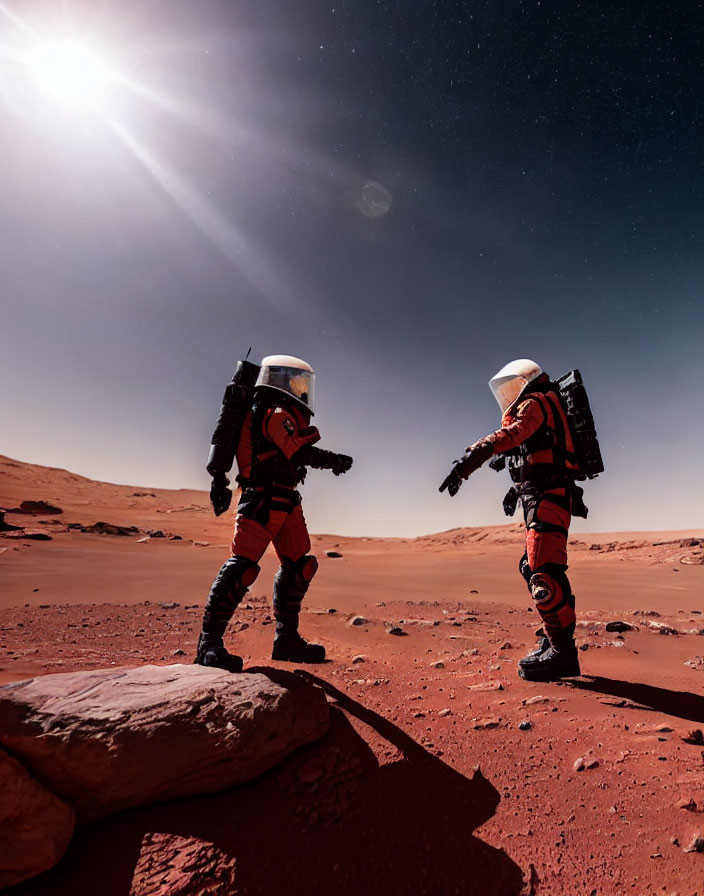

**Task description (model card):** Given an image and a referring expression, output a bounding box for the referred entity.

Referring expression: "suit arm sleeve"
[263,408,321,460]
[480,398,545,453]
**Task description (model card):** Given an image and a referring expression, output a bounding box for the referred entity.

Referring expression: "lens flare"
[29,39,114,109]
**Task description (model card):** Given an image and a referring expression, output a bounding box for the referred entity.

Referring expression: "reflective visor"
[489,375,529,412]
[257,365,315,411]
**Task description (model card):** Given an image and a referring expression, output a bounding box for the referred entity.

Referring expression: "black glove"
[503,486,519,517]
[439,464,464,497]
[297,445,353,476]
[210,474,232,516]
[331,453,353,476]
[489,454,506,472]
[439,441,494,497]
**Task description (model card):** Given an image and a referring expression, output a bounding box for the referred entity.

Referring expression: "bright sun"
[29,39,114,110]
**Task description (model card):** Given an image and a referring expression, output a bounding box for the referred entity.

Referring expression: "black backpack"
[206,358,261,478]
[554,369,604,480]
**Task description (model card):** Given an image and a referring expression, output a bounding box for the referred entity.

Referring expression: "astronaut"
[195,355,353,672]
[440,359,590,682]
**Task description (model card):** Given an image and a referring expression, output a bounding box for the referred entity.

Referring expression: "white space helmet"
[489,358,543,413]
[255,354,315,414]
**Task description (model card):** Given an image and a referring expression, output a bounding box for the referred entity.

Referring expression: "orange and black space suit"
[441,364,586,681]
[196,392,352,672]
[482,377,585,648]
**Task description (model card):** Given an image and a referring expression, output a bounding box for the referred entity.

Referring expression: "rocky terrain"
[1,454,704,895]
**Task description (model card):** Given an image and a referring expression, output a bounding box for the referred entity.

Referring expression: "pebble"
[519,720,533,731]
[605,621,634,633]
[325,550,342,558]
[522,695,549,706]
[431,660,445,669]
[472,717,501,730]
[172,648,185,656]
[387,626,406,636]
[681,729,704,745]
[469,680,504,692]
[677,797,697,811]
[574,757,586,772]
[349,616,368,626]
[683,835,704,853]
[352,655,366,664]
[438,708,452,717]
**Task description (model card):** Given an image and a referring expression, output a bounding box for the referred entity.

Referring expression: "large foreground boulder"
[0,746,75,889]
[0,664,329,822]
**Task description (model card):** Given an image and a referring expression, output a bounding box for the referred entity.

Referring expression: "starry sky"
[2,1,703,536]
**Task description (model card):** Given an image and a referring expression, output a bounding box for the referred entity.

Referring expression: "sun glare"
[29,39,114,109]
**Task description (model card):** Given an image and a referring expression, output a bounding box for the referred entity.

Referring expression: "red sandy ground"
[1,454,704,895]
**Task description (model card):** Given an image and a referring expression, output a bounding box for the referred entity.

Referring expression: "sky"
[2,1,703,537]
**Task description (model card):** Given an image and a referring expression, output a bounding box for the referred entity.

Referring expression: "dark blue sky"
[2,1,703,535]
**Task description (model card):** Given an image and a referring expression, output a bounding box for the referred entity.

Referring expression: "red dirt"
[2,454,704,895]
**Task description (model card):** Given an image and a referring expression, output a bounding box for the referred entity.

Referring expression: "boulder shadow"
[567,675,704,724]
[9,667,524,896]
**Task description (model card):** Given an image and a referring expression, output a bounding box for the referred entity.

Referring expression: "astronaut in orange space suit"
[440,359,593,681]
[196,355,353,672]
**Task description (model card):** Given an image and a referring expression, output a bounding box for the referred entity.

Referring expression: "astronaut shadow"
[10,668,524,896]
[566,675,704,724]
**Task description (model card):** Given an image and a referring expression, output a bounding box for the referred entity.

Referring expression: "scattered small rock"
[325,550,343,558]
[573,757,586,771]
[349,616,368,627]
[430,660,445,669]
[193,541,210,547]
[681,729,704,746]
[683,835,704,853]
[387,626,406,636]
[172,649,186,657]
[81,522,139,536]
[351,655,366,664]
[472,717,500,730]
[438,708,452,717]
[677,797,697,811]
[137,536,150,543]
[11,500,63,515]
[519,720,533,731]
[160,602,179,610]
[522,695,549,706]
[605,621,634,633]
[469,680,504,692]
[147,530,165,538]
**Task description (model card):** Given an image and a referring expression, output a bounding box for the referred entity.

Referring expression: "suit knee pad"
[207,556,260,612]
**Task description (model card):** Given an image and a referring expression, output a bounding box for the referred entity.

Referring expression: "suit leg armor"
[271,555,325,662]
[195,556,260,673]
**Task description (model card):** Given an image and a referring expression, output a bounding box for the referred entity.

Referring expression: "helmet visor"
[489,374,530,413]
[257,365,315,411]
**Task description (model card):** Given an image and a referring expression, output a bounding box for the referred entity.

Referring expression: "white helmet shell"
[256,354,316,414]
[489,358,543,413]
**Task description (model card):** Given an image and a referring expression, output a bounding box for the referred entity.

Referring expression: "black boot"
[193,556,259,674]
[518,631,580,681]
[272,628,326,663]
[271,555,325,663]
[518,628,550,670]
[194,633,243,674]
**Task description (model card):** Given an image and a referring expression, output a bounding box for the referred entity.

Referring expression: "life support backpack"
[554,369,604,480]
[206,358,261,478]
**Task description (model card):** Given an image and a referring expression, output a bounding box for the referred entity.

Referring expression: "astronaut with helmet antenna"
[195,354,353,672]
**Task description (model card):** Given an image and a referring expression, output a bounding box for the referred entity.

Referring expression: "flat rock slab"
[0,746,75,889]
[0,664,329,821]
